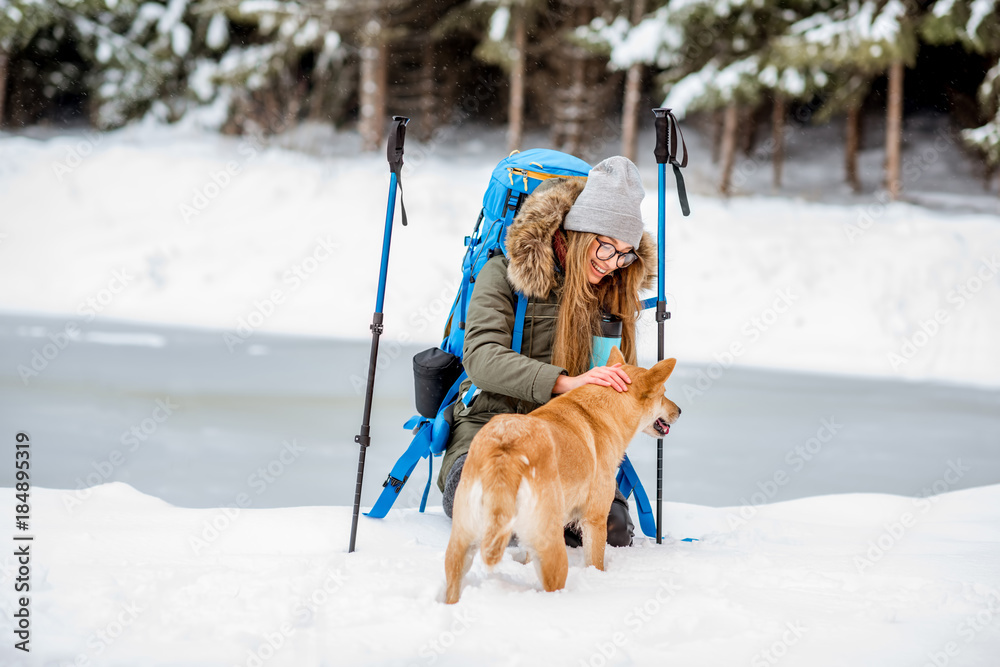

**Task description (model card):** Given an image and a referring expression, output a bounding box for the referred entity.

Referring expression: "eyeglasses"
[595,238,638,268]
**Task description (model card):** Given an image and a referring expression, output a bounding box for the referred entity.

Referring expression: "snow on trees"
[0,0,997,200]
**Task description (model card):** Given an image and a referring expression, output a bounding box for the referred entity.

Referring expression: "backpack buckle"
[383,474,408,493]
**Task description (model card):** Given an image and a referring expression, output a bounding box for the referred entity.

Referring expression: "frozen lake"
[1,311,998,515]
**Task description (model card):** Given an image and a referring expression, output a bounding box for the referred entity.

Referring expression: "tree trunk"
[620,0,647,162]
[359,16,388,152]
[719,104,739,196]
[712,109,725,164]
[0,50,8,130]
[308,66,327,122]
[845,104,862,193]
[506,4,526,154]
[621,63,643,162]
[553,5,592,155]
[741,106,758,156]
[885,60,904,200]
[417,36,437,143]
[772,94,785,189]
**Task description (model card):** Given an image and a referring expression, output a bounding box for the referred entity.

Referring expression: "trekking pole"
[652,108,690,545]
[349,116,410,554]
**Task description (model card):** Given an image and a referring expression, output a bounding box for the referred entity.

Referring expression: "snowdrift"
[3,482,999,666]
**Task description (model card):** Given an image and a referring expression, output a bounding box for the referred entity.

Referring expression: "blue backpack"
[365,148,661,538]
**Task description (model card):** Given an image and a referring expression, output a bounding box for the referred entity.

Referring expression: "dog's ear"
[606,345,625,367]
[642,358,676,392]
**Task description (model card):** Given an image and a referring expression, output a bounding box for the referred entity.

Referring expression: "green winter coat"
[437,177,656,491]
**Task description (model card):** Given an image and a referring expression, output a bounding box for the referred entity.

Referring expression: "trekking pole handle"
[387,116,409,175]
[386,116,410,227]
[652,108,671,165]
[652,108,691,216]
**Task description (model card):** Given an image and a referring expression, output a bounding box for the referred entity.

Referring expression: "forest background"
[1,0,999,197]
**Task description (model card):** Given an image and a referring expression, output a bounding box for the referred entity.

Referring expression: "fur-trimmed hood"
[505,178,656,299]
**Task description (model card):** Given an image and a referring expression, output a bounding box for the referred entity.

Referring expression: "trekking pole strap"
[387,116,410,226]
[653,108,691,217]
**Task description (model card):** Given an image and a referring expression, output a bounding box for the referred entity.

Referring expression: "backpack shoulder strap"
[511,292,529,354]
[461,290,528,407]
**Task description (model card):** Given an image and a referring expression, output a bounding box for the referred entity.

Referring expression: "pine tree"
[470,0,550,153]
[575,0,663,162]
[0,0,63,126]
[620,0,648,163]
[774,0,922,198]
[629,0,826,194]
[922,0,1000,191]
[69,0,188,129]
[186,0,347,135]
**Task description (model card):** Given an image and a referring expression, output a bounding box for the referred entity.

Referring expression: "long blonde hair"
[551,231,646,377]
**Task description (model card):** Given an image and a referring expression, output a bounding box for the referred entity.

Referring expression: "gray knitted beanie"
[563,156,645,248]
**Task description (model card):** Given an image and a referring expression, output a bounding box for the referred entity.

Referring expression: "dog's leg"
[444,525,476,605]
[581,507,609,571]
[531,497,568,593]
[445,484,478,605]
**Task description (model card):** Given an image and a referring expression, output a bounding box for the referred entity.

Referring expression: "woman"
[438,156,655,547]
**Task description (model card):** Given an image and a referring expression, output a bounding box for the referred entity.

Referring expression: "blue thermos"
[591,312,623,368]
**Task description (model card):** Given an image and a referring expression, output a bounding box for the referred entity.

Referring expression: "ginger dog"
[444,348,680,604]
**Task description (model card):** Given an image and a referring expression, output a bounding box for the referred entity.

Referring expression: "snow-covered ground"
[3,482,999,666]
[1,117,999,665]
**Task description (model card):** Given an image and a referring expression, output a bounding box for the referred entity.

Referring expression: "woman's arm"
[552,364,632,395]
[462,257,566,404]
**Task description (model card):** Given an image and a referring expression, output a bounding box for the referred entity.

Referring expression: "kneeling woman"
[438,156,655,547]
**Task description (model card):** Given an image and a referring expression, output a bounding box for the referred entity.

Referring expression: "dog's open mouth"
[653,418,670,436]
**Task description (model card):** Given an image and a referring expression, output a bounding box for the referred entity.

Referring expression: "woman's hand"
[553,363,632,395]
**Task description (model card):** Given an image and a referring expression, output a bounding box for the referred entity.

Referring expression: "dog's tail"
[479,429,532,568]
